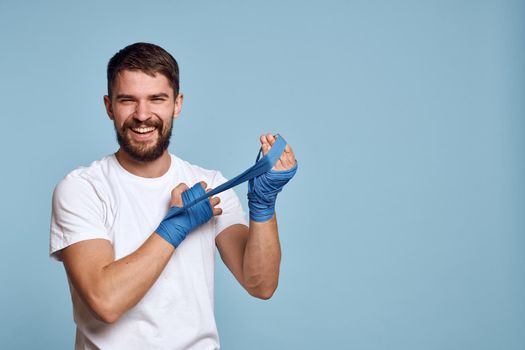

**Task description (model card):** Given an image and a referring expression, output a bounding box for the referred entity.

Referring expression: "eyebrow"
[116,94,135,100]
[150,93,169,99]
[116,93,170,100]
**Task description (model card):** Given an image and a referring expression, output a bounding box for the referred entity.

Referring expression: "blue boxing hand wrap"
[155,183,213,248]
[248,165,297,222]
[157,135,297,236]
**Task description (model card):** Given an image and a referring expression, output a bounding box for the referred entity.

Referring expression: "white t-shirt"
[50,154,247,350]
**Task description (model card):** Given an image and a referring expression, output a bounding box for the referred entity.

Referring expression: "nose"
[134,101,151,122]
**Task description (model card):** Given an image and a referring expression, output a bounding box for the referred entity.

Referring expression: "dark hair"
[107,42,180,99]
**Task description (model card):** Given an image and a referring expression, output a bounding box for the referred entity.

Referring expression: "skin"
[61,70,297,324]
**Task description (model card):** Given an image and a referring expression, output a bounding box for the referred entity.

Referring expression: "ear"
[173,93,184,119]
[103,95,114,120]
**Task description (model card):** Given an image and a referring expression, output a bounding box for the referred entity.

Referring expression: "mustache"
[122,119,163,130]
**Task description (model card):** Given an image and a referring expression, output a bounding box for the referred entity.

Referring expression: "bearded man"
[49,42,297,350]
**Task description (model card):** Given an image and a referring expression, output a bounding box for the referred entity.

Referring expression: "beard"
[114,118,172,162]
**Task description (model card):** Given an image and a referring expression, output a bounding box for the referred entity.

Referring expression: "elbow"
[246,281,278,300]
[95,308,121,325]
[249,288,276,300]
[86,294,123,324]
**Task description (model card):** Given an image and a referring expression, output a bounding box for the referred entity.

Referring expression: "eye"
[151,97,166,103]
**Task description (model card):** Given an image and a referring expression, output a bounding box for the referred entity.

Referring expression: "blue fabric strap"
[248,165,297,222]
[164,134,289,220]
[156,134,296,248]
[156,183,213,247]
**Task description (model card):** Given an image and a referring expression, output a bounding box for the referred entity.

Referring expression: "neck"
[115,149,171,178]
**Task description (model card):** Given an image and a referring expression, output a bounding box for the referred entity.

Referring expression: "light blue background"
[1,0,524,349]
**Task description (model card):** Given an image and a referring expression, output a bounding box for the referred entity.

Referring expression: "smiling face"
[104,69,183,162]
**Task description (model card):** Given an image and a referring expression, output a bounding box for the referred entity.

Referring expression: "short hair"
[107,42,180,99]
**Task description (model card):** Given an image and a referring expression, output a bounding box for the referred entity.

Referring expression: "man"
[49,42,297,349]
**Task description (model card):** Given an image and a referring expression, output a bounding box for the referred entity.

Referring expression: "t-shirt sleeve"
[211,171,248,236]
[49,175,111,261]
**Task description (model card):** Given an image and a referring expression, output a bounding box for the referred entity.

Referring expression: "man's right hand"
[156,181,222,248]
[169,181,222,214]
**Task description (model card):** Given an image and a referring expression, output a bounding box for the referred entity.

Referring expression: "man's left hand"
[259,133,297,171]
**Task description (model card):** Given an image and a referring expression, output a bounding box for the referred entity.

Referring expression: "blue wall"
[1,0,524,348]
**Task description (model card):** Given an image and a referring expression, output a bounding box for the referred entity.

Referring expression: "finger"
[261,143,269,156]
[272,158,285,171]
[260,134,270,155]
[286,144,296,162]
[280,155,292,169]
[261,134,272,147]
[267,133,276,146]
[284,149,296,166]
[171,183,189,197]
[209,196,220,207]
[210,195,223,216]
[282,144,296,168]
[173,183,189,192]
[170,183,188,207]
[199,181,208,190]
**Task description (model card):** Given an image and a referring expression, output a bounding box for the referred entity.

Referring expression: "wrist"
[248,193,276,222]
[156,183,213,248]
[155,217,187,248]
[248,165,298,223]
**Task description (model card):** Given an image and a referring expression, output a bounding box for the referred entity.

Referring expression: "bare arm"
[216,216,281,299]
[61,182,222,324]
[62,234,173,324]
[216,134,296,299]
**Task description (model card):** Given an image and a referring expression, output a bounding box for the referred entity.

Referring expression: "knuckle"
[176,182,188,190]
[172,183,188,197]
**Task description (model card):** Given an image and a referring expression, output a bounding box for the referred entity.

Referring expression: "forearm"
[77,234,174,323]
[243,215,281,299]
[63,183,219,324]
[217,134,296,299]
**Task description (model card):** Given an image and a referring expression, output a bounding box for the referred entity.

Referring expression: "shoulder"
[65,155,114,181]
[54,155,115,201]
[51,157,114,261]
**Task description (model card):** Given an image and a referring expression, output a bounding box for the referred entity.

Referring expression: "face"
[104,70,183,162]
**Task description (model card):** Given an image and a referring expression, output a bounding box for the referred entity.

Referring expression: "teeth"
[132,127,156,134]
